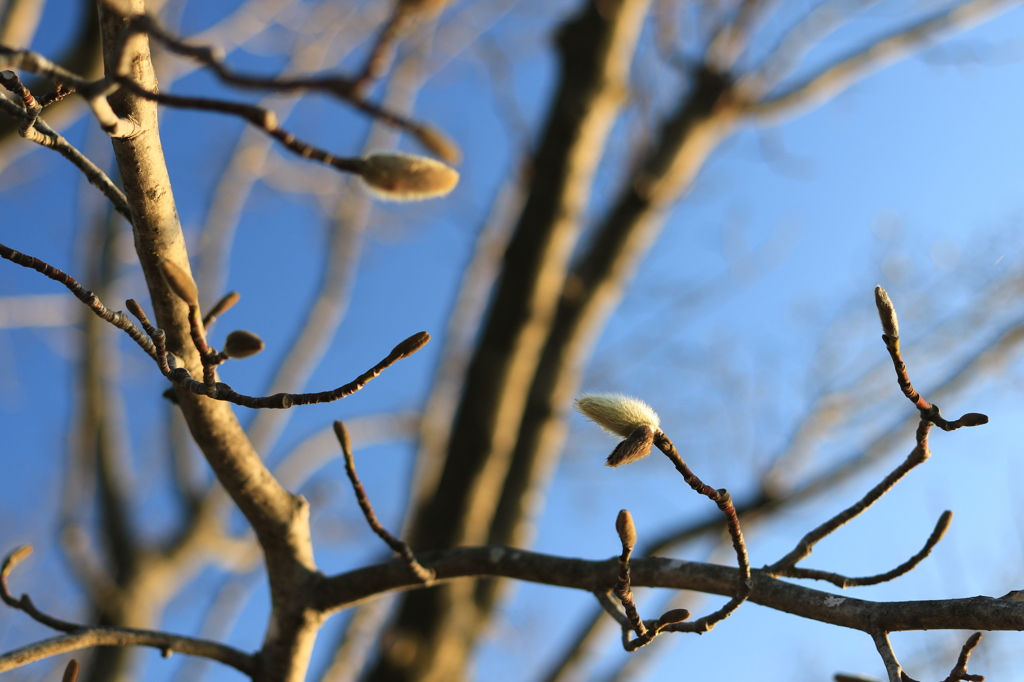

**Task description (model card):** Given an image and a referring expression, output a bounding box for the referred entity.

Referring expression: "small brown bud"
[606,424,654,467]
[125,299,145,320]
[414,125,462,165]
[615,509,636,550]
[958,412,989,427]
[874,286,899,338]
[333,420,352,454]
[62,660,80,682]
[389,331,431,361]
[160,259,199,307]
[358,152,459,201]
[657,608,690,626]
[223,330,265,359]
[207,291,241,320]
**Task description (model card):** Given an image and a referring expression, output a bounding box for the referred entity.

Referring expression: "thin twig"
[651,431,751,632]
[608,510,690,651]
[766,423,932,574]
[163,330,429,408]
[334,421,434,583]
[0,243,153,357]
[0,68,40,133]
[106,10,448,154]
[784,510,952,588]
[1,546,80,632]
[202,291,239,329]
[0,97,131,221]
[0,629,254,675]
[940,632,985,682]
[768,288,988,574]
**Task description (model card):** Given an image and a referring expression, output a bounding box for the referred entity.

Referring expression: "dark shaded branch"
[334,421,434,583]
[785,510,952,588]
[315,546,1024,635]
[0,242,153,356]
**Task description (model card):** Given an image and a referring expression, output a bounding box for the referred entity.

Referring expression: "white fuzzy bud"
[574,393,660,439]
[358,152,459,201]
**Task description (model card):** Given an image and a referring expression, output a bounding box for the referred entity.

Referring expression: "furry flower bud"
[874,286,899,339]
[574,393,660,439]
[358,152,459,201]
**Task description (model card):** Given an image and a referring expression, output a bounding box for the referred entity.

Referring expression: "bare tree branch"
[741,0,1024,122]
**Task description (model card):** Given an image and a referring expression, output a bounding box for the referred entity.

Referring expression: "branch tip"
[62,659,80,682]
[874,286,899,339]
[615,509,636,551]
[389,330,430,361]
[333,420,352,454]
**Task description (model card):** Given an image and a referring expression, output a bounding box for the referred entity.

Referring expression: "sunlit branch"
[105,9,455,159]
[0,91,131,220]
[0,545,254,675]
[0,630,254,675]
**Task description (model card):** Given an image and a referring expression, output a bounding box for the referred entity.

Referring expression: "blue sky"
[2,0,1024,680]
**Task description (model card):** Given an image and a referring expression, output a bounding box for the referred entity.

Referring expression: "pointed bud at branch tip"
[3,544,33,578]
[390,331,430,361]
[358,152,459,201]
[658,608,690,626]
[874,286,899,338]
[959,412,989,427]
[414,125,462,165]
[606,425,654,467]
[575,393,660,439]
[615,509,636,550]
[223,330,265,359]
[125,298,144,319]
[207,291,240,319]
[62,660,80,682]
[333,421,352,454]
[160,259,199,307]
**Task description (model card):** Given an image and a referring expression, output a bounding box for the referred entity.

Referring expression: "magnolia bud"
[333,420,352,454]
[874,286,899,339]
[414,125,462,165]
[358,152,459,201]
[958,412,989,427]
[657,608,690,626]
[62,660,80,682]
[223,330,265,359]
[606,424,654,467]
[575,393,660,439]
[615,509,636,551]
[160,259,199,307]
[389,331,431,361]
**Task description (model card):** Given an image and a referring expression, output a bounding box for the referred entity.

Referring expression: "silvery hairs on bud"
[574,393,660,439]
